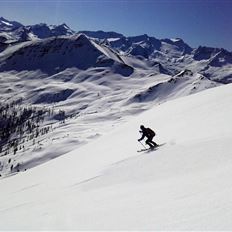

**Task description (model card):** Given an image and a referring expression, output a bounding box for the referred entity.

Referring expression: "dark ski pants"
[146,136,157,148]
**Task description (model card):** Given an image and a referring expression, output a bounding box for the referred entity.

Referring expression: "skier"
[138,125,158,149]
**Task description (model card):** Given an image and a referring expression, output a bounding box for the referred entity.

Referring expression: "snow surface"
[0,84,232,230]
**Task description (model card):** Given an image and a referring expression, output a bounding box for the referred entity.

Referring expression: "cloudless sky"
[1,0,232,51]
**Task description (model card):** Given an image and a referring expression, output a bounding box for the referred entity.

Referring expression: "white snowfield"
[0,84,232,230]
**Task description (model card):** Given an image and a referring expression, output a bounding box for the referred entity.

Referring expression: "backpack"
[146,128,156,137]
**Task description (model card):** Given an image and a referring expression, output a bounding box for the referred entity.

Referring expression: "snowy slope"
[128,71,220,104]
[0,62,221,178]
[0,33,133,75]
[0,84,232,230]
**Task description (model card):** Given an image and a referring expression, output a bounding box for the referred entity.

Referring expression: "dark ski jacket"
[139,127,156,141]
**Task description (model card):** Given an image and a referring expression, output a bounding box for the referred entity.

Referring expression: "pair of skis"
[137,142,165,153]
[137,146,158,153]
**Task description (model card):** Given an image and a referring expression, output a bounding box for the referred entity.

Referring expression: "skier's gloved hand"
[138,139,141,142]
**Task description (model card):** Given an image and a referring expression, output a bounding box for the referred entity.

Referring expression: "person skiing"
[138,125,158,149]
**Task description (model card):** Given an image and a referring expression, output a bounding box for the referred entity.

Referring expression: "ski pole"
[139,141,146,149]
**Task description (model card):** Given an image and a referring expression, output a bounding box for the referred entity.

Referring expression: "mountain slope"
[0,84,232,230]
[0,17,23,31]
[78,30,124,39]
[101,34,232,83]
[25,23,74,39]
[1,16,232,85]
[0,17,75,44]
[128,71,220,104]
[0,33,133,75]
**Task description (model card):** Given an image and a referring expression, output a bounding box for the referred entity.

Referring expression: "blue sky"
[1,0,232,50]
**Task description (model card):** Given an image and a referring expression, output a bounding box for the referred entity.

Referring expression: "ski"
[137,143,165,153]
[137,148,151,152]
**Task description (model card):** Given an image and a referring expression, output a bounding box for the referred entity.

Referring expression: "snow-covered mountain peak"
[0,17,13,26]
[193,46,223,60]
[50,23,75,36]
[0,17,23,31]
[78,30,124,39]
[103,33,193,59]
[161,37,193,54]
[73,33,92,44]
[208,48,232,66]
[128,34,150,42]
[56,23,71,31]
[0,17,75,44]
[170,38,182,42]
[25,22,75,39]
[0,33,133,76]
